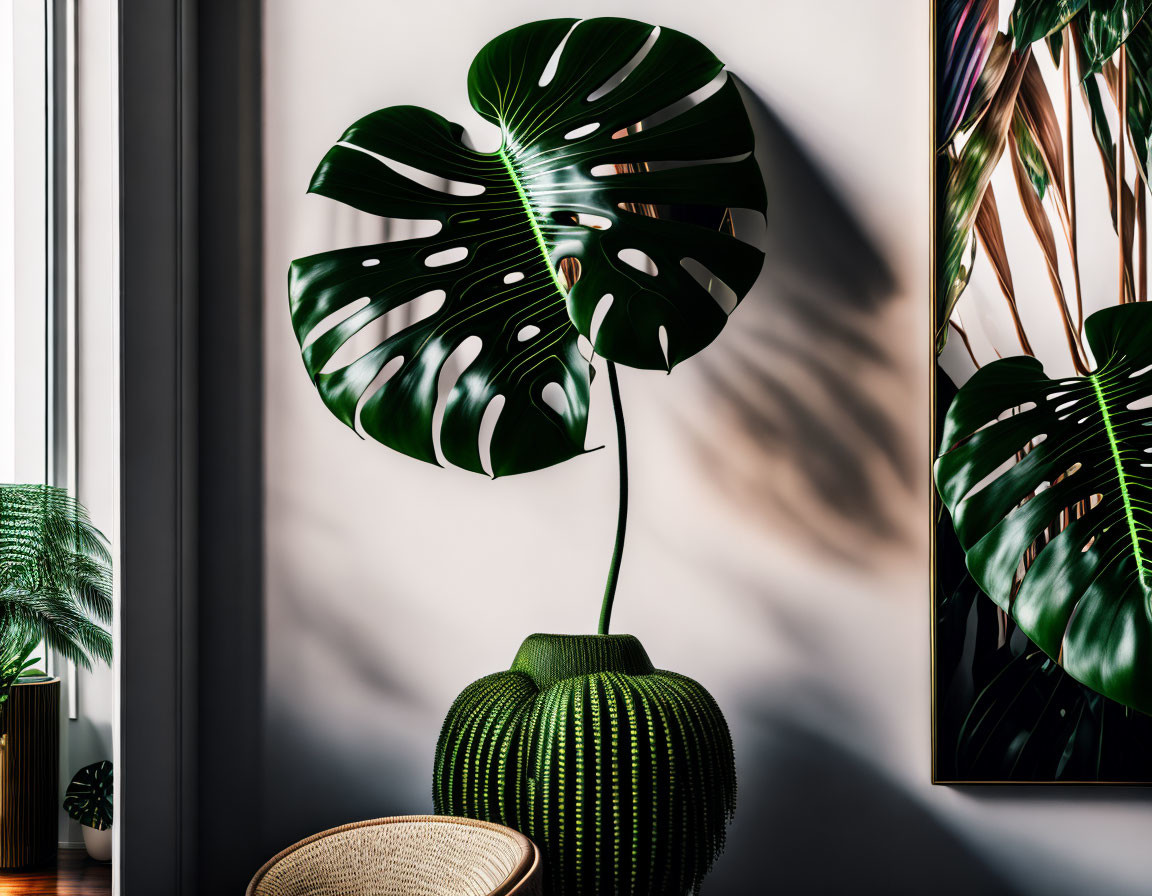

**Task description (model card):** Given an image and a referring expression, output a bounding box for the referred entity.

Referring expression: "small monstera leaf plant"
[64,760,113,832]
[291,17,765,895]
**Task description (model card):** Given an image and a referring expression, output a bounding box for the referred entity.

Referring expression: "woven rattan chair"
[246,815,542,896]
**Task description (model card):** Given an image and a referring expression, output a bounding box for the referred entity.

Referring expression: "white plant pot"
[81,824,112,862]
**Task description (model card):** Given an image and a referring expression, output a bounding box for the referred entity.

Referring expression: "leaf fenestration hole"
[1127,394,1152,411]
[658,326,670,370]
[539,20,581,87]
[577,334,594,360]
[680,258,738,314]
[354,355,405,437]
[362,259,380,267]
[504,271,525,284]
[433,335,484,465]
[564,122,600,140]
[618,248,657,275]
[516,324,541,342]
[339,142,485,197]
[576,213,611,230]
[319,290,447,375]
[613,70,728,134]
[541,382,567,417]
[426,246,468,268]
[302,296,370,350]
[587,27,660,102]
[590,294,614,348]
[559,257,582,289]
[1130,363,1152,378]
[478,395,505,478]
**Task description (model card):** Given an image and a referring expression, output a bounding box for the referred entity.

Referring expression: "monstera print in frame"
[934,0,1152,783]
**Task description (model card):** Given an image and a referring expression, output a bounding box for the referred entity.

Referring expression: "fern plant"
[292,17,765,894]
[0,485,113,726]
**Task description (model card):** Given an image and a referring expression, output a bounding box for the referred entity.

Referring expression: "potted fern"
[0,484,112,867]
[291,18,764,893]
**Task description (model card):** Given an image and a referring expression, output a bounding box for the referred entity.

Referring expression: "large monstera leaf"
[290,18,766,477]
[935,304,1152,715]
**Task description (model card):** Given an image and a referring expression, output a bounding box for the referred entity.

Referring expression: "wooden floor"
[0,848,110,896]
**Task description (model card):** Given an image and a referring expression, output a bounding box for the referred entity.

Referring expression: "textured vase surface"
[434,633,735,895]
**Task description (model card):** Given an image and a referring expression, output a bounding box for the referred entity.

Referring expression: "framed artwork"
[933,0,1152,783]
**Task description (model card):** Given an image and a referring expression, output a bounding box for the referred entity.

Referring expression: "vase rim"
[511,632,655,690]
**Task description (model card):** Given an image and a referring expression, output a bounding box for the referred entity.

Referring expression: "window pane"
[1,1,47,483]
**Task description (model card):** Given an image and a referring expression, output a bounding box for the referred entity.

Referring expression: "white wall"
[263,3,1152,893]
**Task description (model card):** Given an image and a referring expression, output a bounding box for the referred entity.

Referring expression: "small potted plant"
[64,760,113,861]
[0,484,112,867]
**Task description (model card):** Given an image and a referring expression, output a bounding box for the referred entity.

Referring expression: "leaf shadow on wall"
[684,79,914,567]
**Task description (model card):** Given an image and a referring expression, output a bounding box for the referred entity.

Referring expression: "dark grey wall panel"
[195,0,264,891]
[120,0,263,890]
[119,0,198,891]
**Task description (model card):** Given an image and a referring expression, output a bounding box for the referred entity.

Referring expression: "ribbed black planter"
[434,634,734,895]
[0,678,60,869]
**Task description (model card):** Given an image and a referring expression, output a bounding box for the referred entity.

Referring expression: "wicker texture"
[247,816,542,896]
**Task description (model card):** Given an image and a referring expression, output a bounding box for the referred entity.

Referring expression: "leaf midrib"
[496,144,568,300]
[1089,371,1147,588]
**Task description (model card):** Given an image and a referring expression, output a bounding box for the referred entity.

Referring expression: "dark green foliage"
[64,761,113,830]
[1123,17,1152,184]
[0,485,112,693]
[935,304,1152,716]
[1078,0,1152,73]
[1010,0,1089,47]
[935,373,1152,780]
[936,538,1152,779]
[1009,0,1151,73]
[434,634,735,895]
[290,18,765,476]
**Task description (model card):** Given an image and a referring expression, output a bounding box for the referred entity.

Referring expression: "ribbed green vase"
[433,633,735,895]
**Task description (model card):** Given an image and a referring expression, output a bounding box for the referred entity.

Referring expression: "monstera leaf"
[64,760,113,830]
[290,18,766,477]
[935,304,1152,715]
